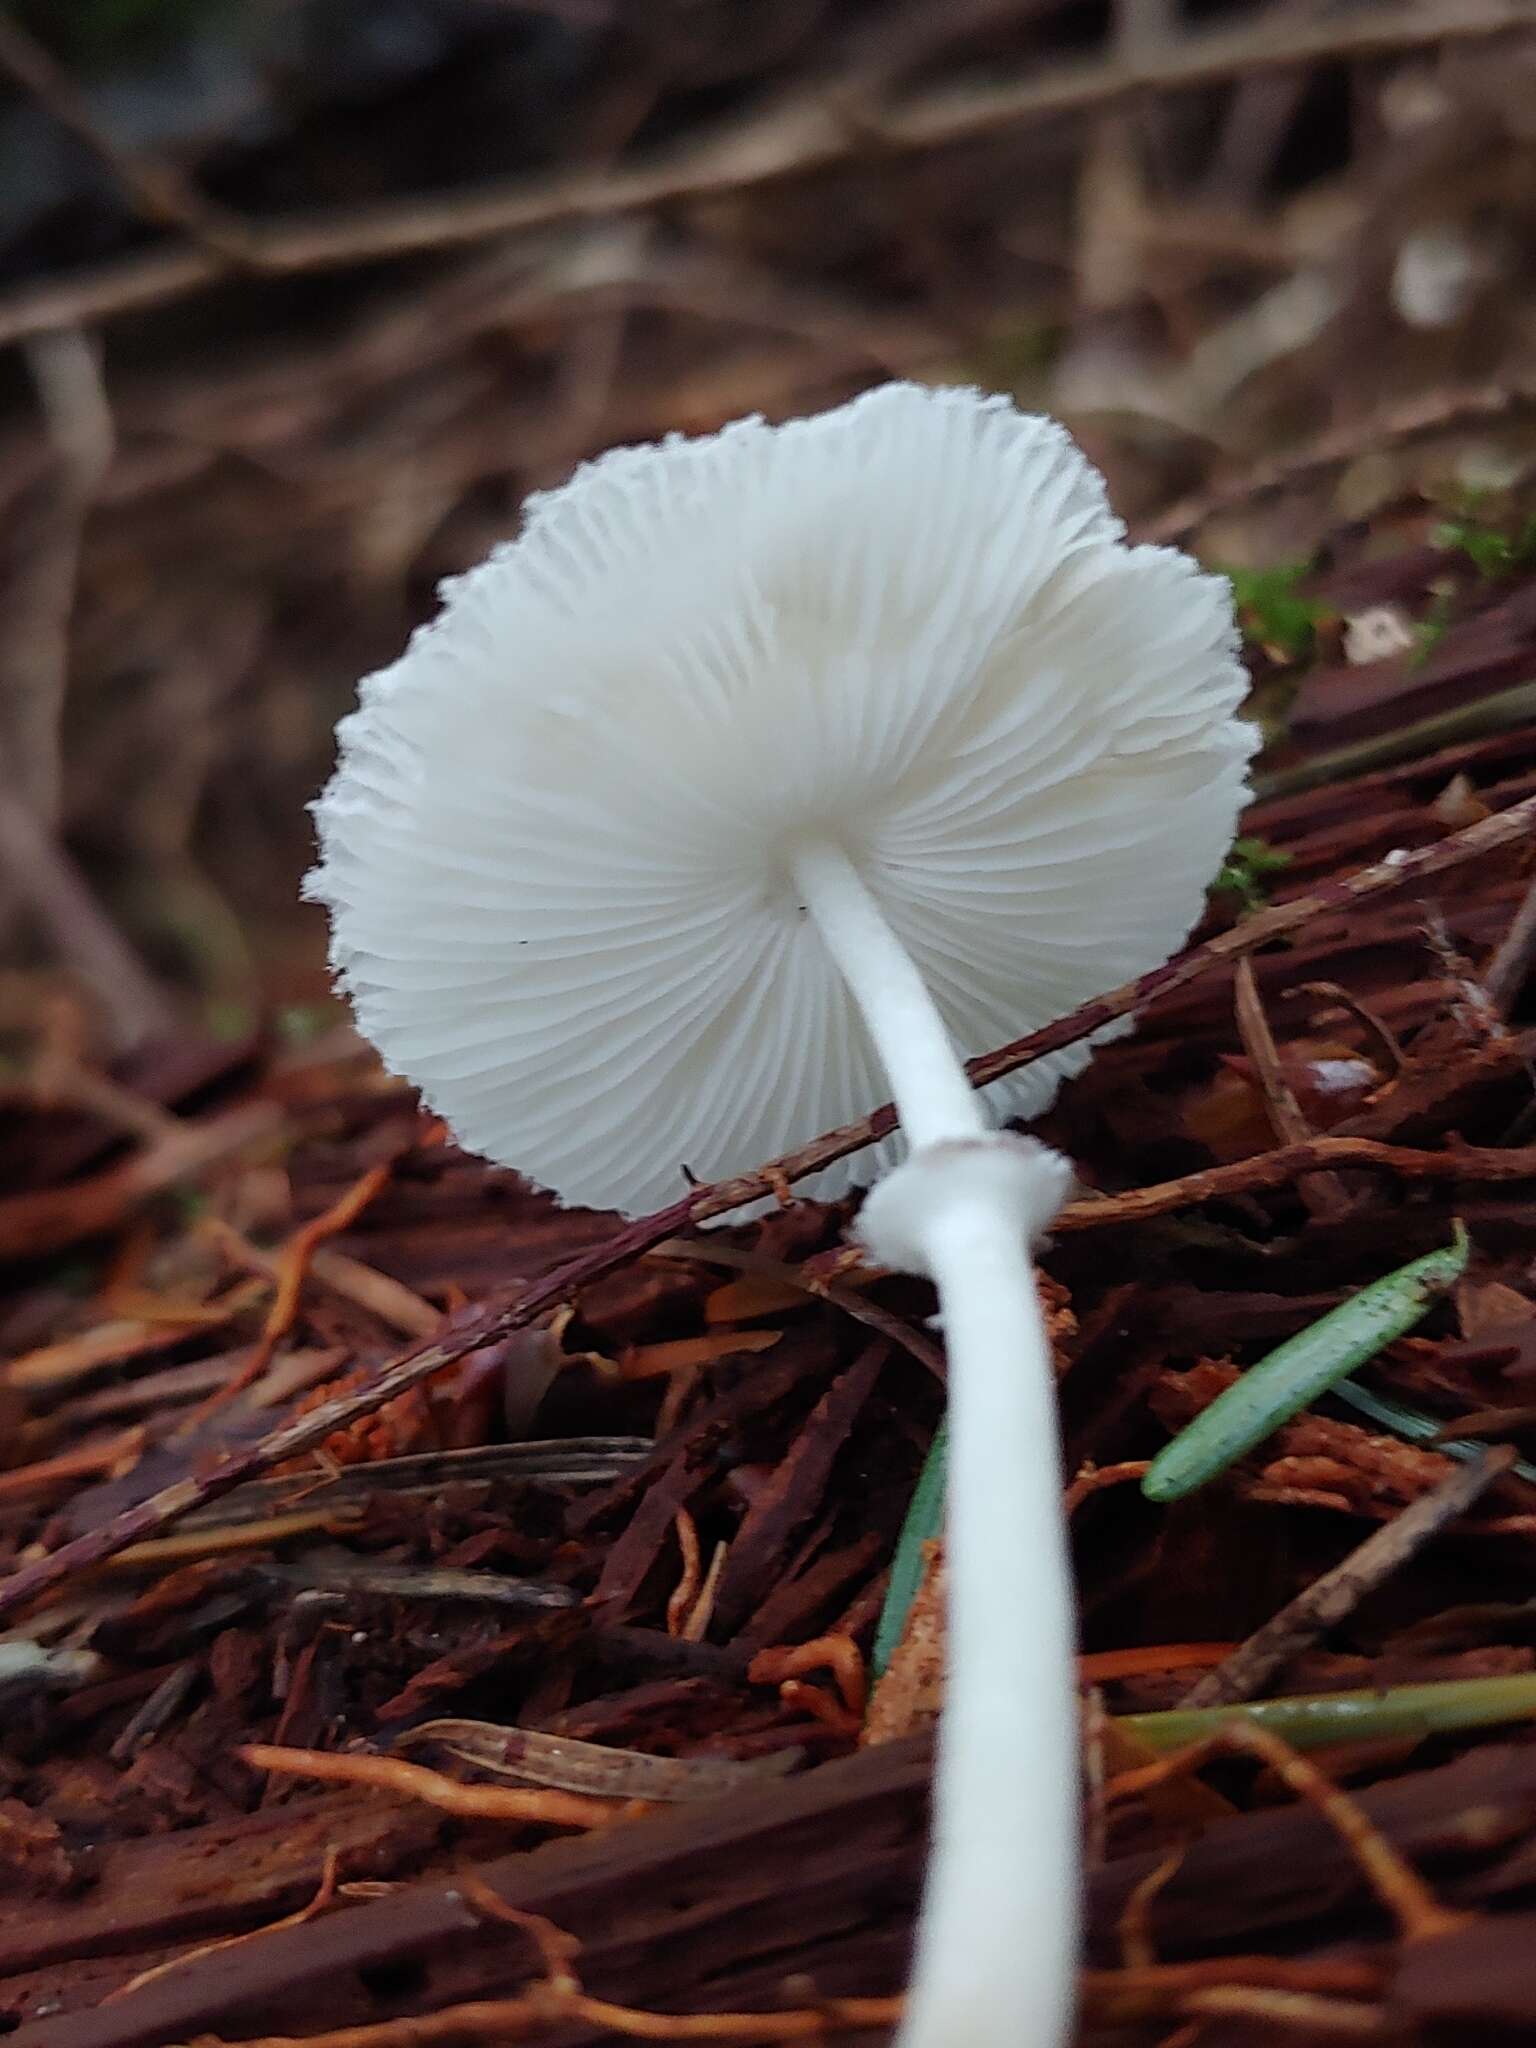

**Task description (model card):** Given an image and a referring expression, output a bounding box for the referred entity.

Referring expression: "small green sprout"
[1431,503,1536,581]
[1224,562,1324,662]
[1212,835,1293,914]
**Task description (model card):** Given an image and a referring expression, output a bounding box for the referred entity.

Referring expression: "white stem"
[790,838,1078,2048]
[899,1197,1077,2048]
[791,841,985,1149]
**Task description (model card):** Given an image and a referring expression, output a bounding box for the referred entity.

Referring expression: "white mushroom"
[308,381,1253,2048]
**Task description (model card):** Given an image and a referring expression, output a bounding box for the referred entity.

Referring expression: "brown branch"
[185,1989,903,2047]
[1140,376,1536,546]
[1055,1135,1536,1230]
[1,328,114,826]
[0,792,1530,1619]
[1107,1721,1465,1944]
[1257,681,1536,803]
[0,0,1521,349]
[0,777,175,1049]
[1484,870,1536,1019]
[1291,982,1406,1075]
[240,1745,622,1832]
[650,1238,947,1380]
[0,16,261,267]
[1234,955,1348,1216]
[0,1098,282,1262]
[0,328,175,1046]
[1177,1448,1518,1709]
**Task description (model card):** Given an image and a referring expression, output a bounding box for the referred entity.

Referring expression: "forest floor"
[5,452,1536,2045]
[7,5,1536,2045]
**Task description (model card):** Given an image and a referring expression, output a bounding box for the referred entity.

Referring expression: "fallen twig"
[239,1745,623,1832]
[0,1099,283,1262]
[190,1989,905,2046]
[748,1635,868,1718]
[1234,955,1347,1215]
[1141,377,1536,546]
[1178,1447,1517,1708]
[1106,1720,1465,1943]
[651,1238,945,1379]
[1485,869,1536,1018]
[0,17,261,267]
[1055,1138,1536,1232]
[193,1160,397,1413]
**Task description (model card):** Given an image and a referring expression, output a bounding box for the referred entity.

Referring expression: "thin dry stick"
[0,1098,282,1263]
[1081,1956,1383,2025]
[1291,981,1405,1074]
[1,795,1531,1620]
[5,327,114,825]
[201,1991,906,2048]
[198,1215,440,1342]
[239,1745,622,1832]
[1108,1720,1466,1944]
[0,779,173,1050]
[104,1848,342,2004]
[1179,1447,1518,1709]
[1141,376,1536,545]
[1233,955,1347,1216]
[1176,1986,1386,2037]
[1052,1133,1536,1229]
[1118,1845,1188,1971]
[1484,870,1536,1018]
[651,1238,946,1379]
[0,0,1521,349]
[0,327,171,1045]
[0,15,260,265]
[193,1161,396,1414]
[679,1538,729,1644]
[665,1507,703,1638]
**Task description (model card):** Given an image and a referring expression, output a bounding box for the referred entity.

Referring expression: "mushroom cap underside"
[307,381,1255,1213]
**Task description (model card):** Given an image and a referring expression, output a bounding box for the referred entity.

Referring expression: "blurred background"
[0,0,1534,1054]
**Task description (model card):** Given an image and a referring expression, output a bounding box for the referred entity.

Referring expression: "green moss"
[1212,834,1293,914]
[1222,561,1324,662]
[1431,505,1536,581]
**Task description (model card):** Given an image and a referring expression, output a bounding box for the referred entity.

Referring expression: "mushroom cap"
[307,382,1254,1214]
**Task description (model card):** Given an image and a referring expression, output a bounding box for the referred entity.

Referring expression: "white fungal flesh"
[902,1174,1078,2048]
[798,848,1078,2048]
[307,380,1256,2048]
[308,382,1253,1214]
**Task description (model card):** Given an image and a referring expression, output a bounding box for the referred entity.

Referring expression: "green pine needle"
[1143,1226,1471,1505]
